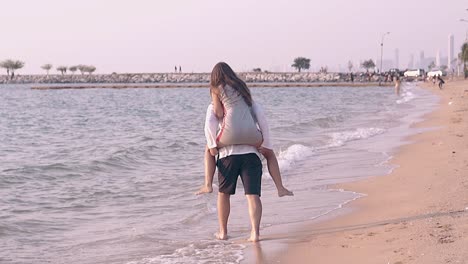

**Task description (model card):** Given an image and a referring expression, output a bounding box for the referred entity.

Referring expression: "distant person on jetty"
[197,62,292,242]
[174,66,177,73]
[179,66,182,73]
[394,76,401,96]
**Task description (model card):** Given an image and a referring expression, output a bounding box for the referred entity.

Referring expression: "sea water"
[0,83,438,264]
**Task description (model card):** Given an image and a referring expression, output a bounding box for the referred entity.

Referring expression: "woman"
[197,62,292,197]
[209,62,263,155]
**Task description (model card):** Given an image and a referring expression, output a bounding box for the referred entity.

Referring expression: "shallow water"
[0,83,438,264]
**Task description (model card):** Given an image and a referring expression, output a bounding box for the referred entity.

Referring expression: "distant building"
[425,57,436,70]
[448,34,454,70]
[418,51,425,69]
[417,50,439,70]
[408,54,414,69]
[376,59,393,72]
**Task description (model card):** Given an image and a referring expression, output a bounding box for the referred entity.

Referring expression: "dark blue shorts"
[217,153,262,196]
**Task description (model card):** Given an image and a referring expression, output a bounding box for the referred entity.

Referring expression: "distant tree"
[319,66,328,74]
[347,60,353,72]
[291,57,310,72]
[11,60,24,76]
[361,59,376,72]
[0,59,25,79]
[252,68,262,72]
[427,61,436,71]
[86,65,96,74]
[461,43,468,78]
[57,66,67,75]
[440,65,448,72]
[69,65,78,74]
[75,64,96,75]
[0,59,14,76]
[77,65,86,75]
[41,64,53,75]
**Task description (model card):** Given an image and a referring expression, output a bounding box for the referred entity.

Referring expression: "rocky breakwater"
[0,72,350,85]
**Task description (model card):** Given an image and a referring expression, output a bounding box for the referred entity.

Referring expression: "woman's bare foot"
[209,148,218,156]
[196,185,213,195]
[247,231,260,242]
[278,187,294,197]
[215,232,228,240]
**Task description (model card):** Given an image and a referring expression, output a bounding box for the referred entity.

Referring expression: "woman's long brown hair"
[210,62,253,106]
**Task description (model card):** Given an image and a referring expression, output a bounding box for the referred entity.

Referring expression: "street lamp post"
[379,32,390,86]
[461,19,468,40]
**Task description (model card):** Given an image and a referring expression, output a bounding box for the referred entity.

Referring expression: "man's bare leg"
[217,192,230,240]
[260,148,294,197]
[246,194,262,242]
[196,146,216,195]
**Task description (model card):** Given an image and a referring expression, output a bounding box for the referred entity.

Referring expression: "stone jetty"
[0,72,385,85]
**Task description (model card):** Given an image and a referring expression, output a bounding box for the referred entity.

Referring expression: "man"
[199,102,291,242]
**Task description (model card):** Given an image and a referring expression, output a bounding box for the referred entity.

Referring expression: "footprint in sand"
[451,117,462,123]
[438,235,455,244]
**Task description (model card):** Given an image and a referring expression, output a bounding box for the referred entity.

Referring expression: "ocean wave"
[270,144,315,175]
[90,144,158,171]
[272,115,344,132]
[396,90,415,104]
[327,127,386,147]
[126,241,245,264]
[396,83,416,104]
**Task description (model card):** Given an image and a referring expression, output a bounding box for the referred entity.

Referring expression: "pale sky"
[1,0,467,74]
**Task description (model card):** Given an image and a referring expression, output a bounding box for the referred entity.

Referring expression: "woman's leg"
[196,146,216,194]
[260,148,293,197]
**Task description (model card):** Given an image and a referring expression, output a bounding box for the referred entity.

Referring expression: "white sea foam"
[306,189,366,220]
[126,242,245,264]
[327,127,386,147]
[396,84,416,104]
[273,144,315,174]
[396,90,415,104]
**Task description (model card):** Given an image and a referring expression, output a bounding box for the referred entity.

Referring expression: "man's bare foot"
[247,232,260,242]
[215,232,228,240]
[278,187,294,197]
[209,148,218,156]
[196,185,213,195]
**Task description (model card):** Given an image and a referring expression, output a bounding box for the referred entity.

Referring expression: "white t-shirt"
[204,102,273,159]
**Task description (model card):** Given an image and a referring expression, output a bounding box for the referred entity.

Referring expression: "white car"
[404,69,424,77]
[427,70,443,77]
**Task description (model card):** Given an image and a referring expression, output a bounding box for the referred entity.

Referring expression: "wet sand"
[255,79,468,263]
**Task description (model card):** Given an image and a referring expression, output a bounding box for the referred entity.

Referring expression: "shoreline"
[29,82,393,90]
[251,79,468,263]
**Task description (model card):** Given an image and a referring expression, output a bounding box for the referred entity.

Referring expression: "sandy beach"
[258,79,468,263]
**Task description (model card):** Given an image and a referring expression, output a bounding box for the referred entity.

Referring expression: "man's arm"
[204,104,219,149]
